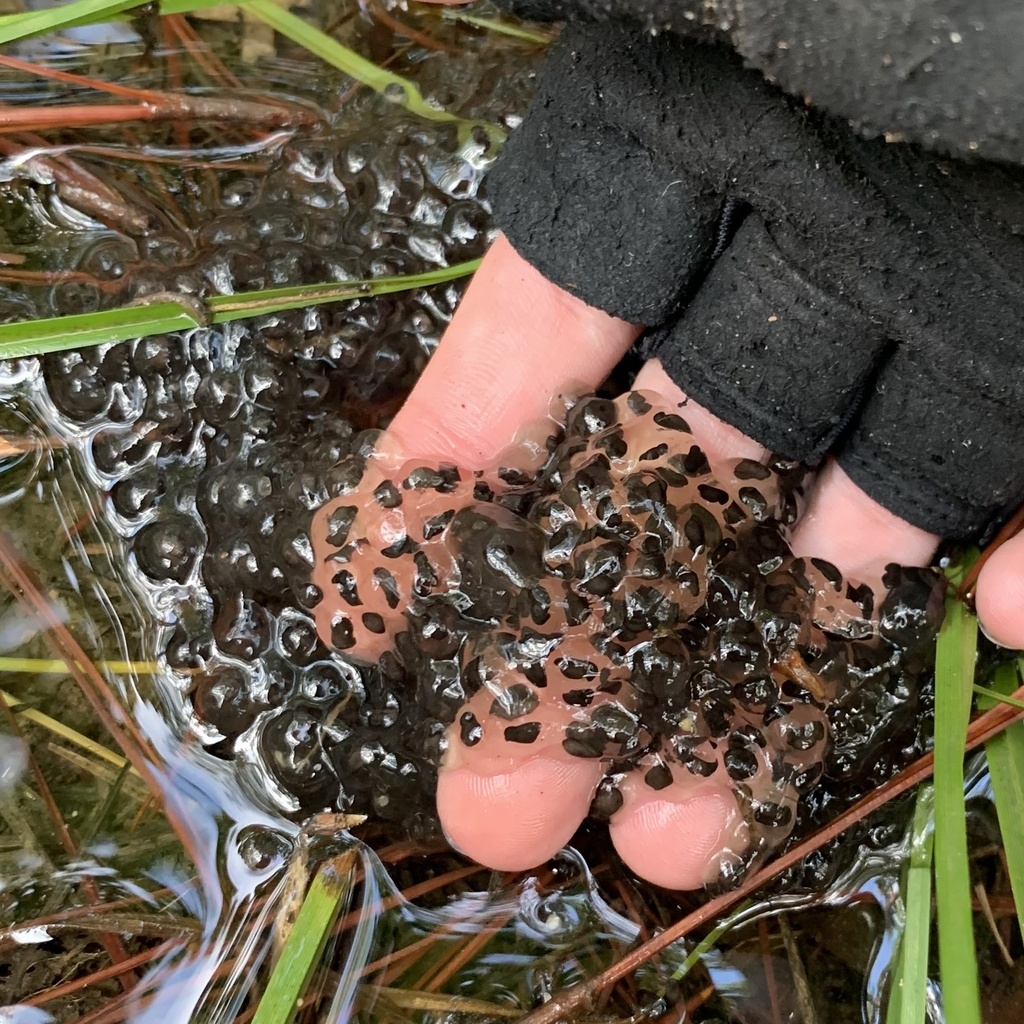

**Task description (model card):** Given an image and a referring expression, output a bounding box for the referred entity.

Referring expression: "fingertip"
[609,773,748,890]
[976,532,1024,649]
[437,756,601,871]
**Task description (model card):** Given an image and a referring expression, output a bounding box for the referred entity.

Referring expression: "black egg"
[134,515,203,583]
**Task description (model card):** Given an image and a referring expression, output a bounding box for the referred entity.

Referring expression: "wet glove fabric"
[495,0,1024,167]
[486,22,1024,539]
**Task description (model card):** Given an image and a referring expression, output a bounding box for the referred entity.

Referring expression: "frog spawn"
[308,392,934,887]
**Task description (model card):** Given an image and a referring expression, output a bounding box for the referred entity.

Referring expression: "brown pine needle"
[613,879,652,942]
[0,51,176,101]
[0,96,315,133]
[163,14,244,89]
[16,912,200,941]
[0,268,120,291]
[363,930,442,984]
[21,937,184,1007]
[420,908,515,992]
[974,884,1014,967]
[0,434,63,457]
[759,917,784,1024]
[335,863,483,937]
[160,17,190,151]
[0,687,138,988]
[779,915,819,1024]
[684,984,716,1015]
[0,528,212,891]
[3,887,173,940]
[368,2,455,53]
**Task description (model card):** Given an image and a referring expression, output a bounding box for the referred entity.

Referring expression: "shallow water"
[0,4,1017,1022]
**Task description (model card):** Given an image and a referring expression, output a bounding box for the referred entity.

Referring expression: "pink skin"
[976,541,1024,648]
[342,233,1005,889]
[609,768,750,891]
[438,636,623,870]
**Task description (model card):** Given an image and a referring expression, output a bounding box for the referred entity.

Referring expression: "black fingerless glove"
[496,0,1024,167]
[487,22,1024,539]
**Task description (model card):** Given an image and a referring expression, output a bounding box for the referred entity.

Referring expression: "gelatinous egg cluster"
[24,57,941,876]
[30,108,531,832]
[309,393,943,881]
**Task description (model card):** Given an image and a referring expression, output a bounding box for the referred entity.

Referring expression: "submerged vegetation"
[0,1,1021,1022]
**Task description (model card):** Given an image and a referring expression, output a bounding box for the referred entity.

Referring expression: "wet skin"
[309,234,970,889]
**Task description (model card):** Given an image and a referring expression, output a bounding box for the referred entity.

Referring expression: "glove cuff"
[495,0,727,34]
[487,25,723,324]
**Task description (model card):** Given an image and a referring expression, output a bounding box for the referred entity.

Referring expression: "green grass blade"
[932,578,981,1024]
[0,261,480,358]
[158,0,231,14]
[207,259,481,322]
[980,663,1024,939]
[254,851,358,1024]
[671,900,752,981]
[0,303,201,358]
[446,12,554,45]
[0,0,143,44]
[973,682,1024,712]
[886,784,934,1024]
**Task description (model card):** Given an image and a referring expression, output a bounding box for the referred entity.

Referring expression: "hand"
[310,236,937,889]
[310,19,1024,887]
[479,22,1024,647]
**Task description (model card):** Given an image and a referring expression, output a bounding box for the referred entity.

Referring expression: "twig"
[778,914,819,1024]
[0,96,315,132]
[0,133,153,234]
[2,886,173,938]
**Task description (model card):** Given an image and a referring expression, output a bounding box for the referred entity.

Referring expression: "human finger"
[437,634,628,871]
[384,232,640,467]
[788,460,939,583]
[975,534,1024,649]
[631,359,767,465]
[435,384,799,878]
[310,233,639,663]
